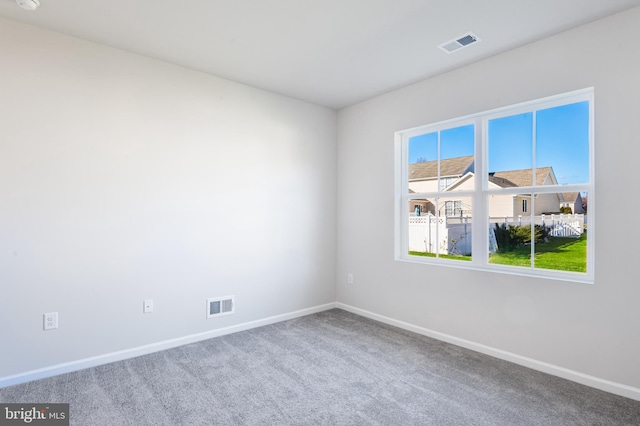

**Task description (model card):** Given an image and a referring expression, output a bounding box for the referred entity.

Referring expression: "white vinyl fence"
[408,214,471,255]
[489,214,584,237]
[409,213,585,256]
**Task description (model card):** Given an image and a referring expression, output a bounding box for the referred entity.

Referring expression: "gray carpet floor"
[1,309,639,425]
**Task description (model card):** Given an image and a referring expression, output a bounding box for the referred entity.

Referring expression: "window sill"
[396,255,594,284]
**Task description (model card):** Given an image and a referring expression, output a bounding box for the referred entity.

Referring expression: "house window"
[395,88,594,282]
[439,177,455,191]
[445,200,462,216]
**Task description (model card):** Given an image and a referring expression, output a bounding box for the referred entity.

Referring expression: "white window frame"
[394,88,594,283]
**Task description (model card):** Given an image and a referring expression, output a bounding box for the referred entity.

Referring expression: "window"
[395,88,594,282]
[445,200,462,216]
[439,177,455,191]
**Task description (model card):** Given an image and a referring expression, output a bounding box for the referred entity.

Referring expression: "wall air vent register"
[439,32,480,53]
[207,296,235,318]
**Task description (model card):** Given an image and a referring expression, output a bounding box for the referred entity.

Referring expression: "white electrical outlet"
[43,312,58,330]
[347,273,354,285]
[143,299,154,313]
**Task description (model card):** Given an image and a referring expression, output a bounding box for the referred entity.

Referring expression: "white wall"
[0,17,336,379]
[337,6,640,392]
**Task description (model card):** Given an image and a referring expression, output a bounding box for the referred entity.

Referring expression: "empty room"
[1,0,640,424]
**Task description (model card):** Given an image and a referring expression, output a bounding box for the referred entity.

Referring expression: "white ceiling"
[1,0,639,109]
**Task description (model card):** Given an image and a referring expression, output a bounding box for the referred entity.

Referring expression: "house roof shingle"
[408,155,474,180]
[491,167,554,187]
[409,156,557,189]
[561,192,581,203]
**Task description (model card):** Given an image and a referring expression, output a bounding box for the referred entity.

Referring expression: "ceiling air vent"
[439,32,480,54]
[207,296,235,318]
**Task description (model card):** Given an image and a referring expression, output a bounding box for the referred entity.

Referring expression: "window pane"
[408,198,471,260]
[488,210,533,268]
[408,199,441,257]
[408,132,438,194]
[440,124,474,192]
[488,113,533,187]
[534,192,588,273]
[440,197,472,259]
[536,101,590,185]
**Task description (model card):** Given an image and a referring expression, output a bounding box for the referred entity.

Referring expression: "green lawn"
[489,234,587,272]
[409,234,586,272]
[409,251,472,261]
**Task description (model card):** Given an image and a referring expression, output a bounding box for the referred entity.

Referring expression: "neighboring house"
[408,155,474,193]
[561,192,585,214]
[409,156,474,217]
[408,189,434,217]
[408,157,564,218]
[489,167,562,217]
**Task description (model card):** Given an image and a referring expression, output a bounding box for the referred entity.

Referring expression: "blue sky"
[408,101,590,185]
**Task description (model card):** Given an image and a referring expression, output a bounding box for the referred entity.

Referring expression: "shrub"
[494,223,549,251]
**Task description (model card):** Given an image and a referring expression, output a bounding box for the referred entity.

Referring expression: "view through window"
[397,89,593,282]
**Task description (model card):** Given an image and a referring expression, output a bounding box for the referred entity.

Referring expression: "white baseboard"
[0,302,338,389]
[336,302,640,402]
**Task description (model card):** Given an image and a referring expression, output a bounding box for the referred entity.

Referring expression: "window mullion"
[531,110,537,268]
[474,117,486,266]
[435,131,441,258]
